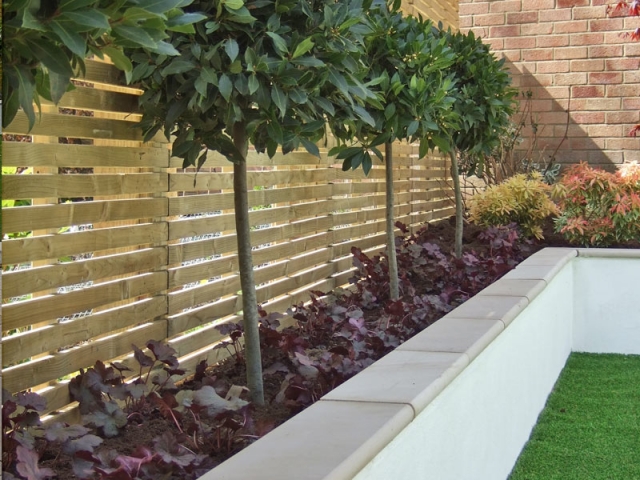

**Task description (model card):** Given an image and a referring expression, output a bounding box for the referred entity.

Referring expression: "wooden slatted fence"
[1,58,454,420]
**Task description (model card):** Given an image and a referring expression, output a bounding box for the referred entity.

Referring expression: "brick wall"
[459,0,640,170]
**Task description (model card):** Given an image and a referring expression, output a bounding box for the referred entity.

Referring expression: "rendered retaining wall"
[203,248,640,480]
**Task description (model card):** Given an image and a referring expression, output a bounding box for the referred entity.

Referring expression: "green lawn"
[508,353,640,480]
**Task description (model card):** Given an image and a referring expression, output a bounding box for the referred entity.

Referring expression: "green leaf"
[219,74,233,101]
[292,38,314,59]
[229,60,243,74]
[225,39,240,62]
[161,59,195,76]
[362,152,372,176]
[267,121,284,144]
[315,97,335,116]
[150,41,180,56]
[353,105,375,128]
[102,46,133,71]
[195,76,208,97]
[201,67,217,84]
[266,32,288,56]
[59,0,99,10]
[291,56,324,67]
[271,85,287,118]
[167,12,207,27]
[407,120,419,137]
[223,0,245,9]
[248,74,259,94]
[300,137,320,158]
[12,65,36,131]
[136,0,184,14]
[50,20,86,57]
[26,40,75,77]
[431,135,450,153]
[113,25,158,49]
[62,10,110,30]
[384,103,396,120]
[49,72,72,105]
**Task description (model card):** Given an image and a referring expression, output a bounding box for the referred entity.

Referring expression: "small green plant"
[469,172,559,240]
[552,162,640,247]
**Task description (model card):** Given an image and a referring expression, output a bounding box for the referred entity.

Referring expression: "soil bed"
[12,217,639,479]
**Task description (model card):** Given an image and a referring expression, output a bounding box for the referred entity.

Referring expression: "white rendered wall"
[353,265,574,480]
[573,257,640,354]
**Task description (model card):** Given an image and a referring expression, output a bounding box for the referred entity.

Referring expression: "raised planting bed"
[203,248,640,480]
[508,352,640,480]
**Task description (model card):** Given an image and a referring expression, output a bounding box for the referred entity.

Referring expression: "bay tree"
[131,0,376,405]
[329,1,455,300]
[434,29,517,258]
[2,0,204,130]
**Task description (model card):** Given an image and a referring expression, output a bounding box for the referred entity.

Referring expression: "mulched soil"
[38,216,639,477]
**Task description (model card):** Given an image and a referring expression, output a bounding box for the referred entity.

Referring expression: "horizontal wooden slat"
[3,248,166,299]
[3,173,168,199]
[2,296,166,365]
[3,223,167,265]
[170,169,335,192]
[169,149,331,168]
[3,321,167,394]
[81,60,126,85]
[5,112,156,142]
[3,272,167,332]
[168,185,333,216]
[3,198,167,235]
[42,85,139,113]
[2,143,168,167]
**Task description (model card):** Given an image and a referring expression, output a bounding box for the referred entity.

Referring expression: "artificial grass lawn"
[508,353,640,480]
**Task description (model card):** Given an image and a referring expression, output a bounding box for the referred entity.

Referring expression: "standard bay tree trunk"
[449,149,464,258]
[232,121,265,406]
[385,142,400,301]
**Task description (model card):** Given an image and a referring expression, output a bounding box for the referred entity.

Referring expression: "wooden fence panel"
[1,58,454,419]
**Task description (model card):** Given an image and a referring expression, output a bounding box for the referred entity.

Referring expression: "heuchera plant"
[553,162,640,246]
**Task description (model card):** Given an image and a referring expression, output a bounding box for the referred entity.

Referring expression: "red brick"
[571,138,606,150]
[564,125,589,137]
[529,86,571,99]
[537,112,574,124]
[558,0,588,7]
[522,49,554,61]
[537,61,570,73]
[589,45,624,58]
[554,72,588,85]
[474,13,505,26]
[539,9,572,23]
[605,58,640,71]
[589,18,624,32]
[554,47,588,60]
[522,73,554,86]
[584,98,622,110]
[588,125,623,137]
[606,138,640,150]
[554,20,589,33]
[571,112,605,124]
[490,1,521,13]
[552,99,571,111]
[606,111,640,124]
[624,71,640,82]
[590,72,624,84]
[521,23,554,35]
[624,43,640,57]
[504,36,537,49]
[538,35,570,48]
[573,6,607,20]
[623,98,640,110]
[507,11,538,24]
[570,33,604,46]
[624,16,640,29]
[459,2,489,15]
[485,38,505,50]
[523,0,556,10]
[572,85,605,98]
[570,59,605,72]
[588,151,623,164]
[460,16,473,28]
[489,25,520,37]
[606,85,639,97]
[603,32,631,43]
[467,27,489,37]
[502,50,522,61]
[624,150,640,162]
